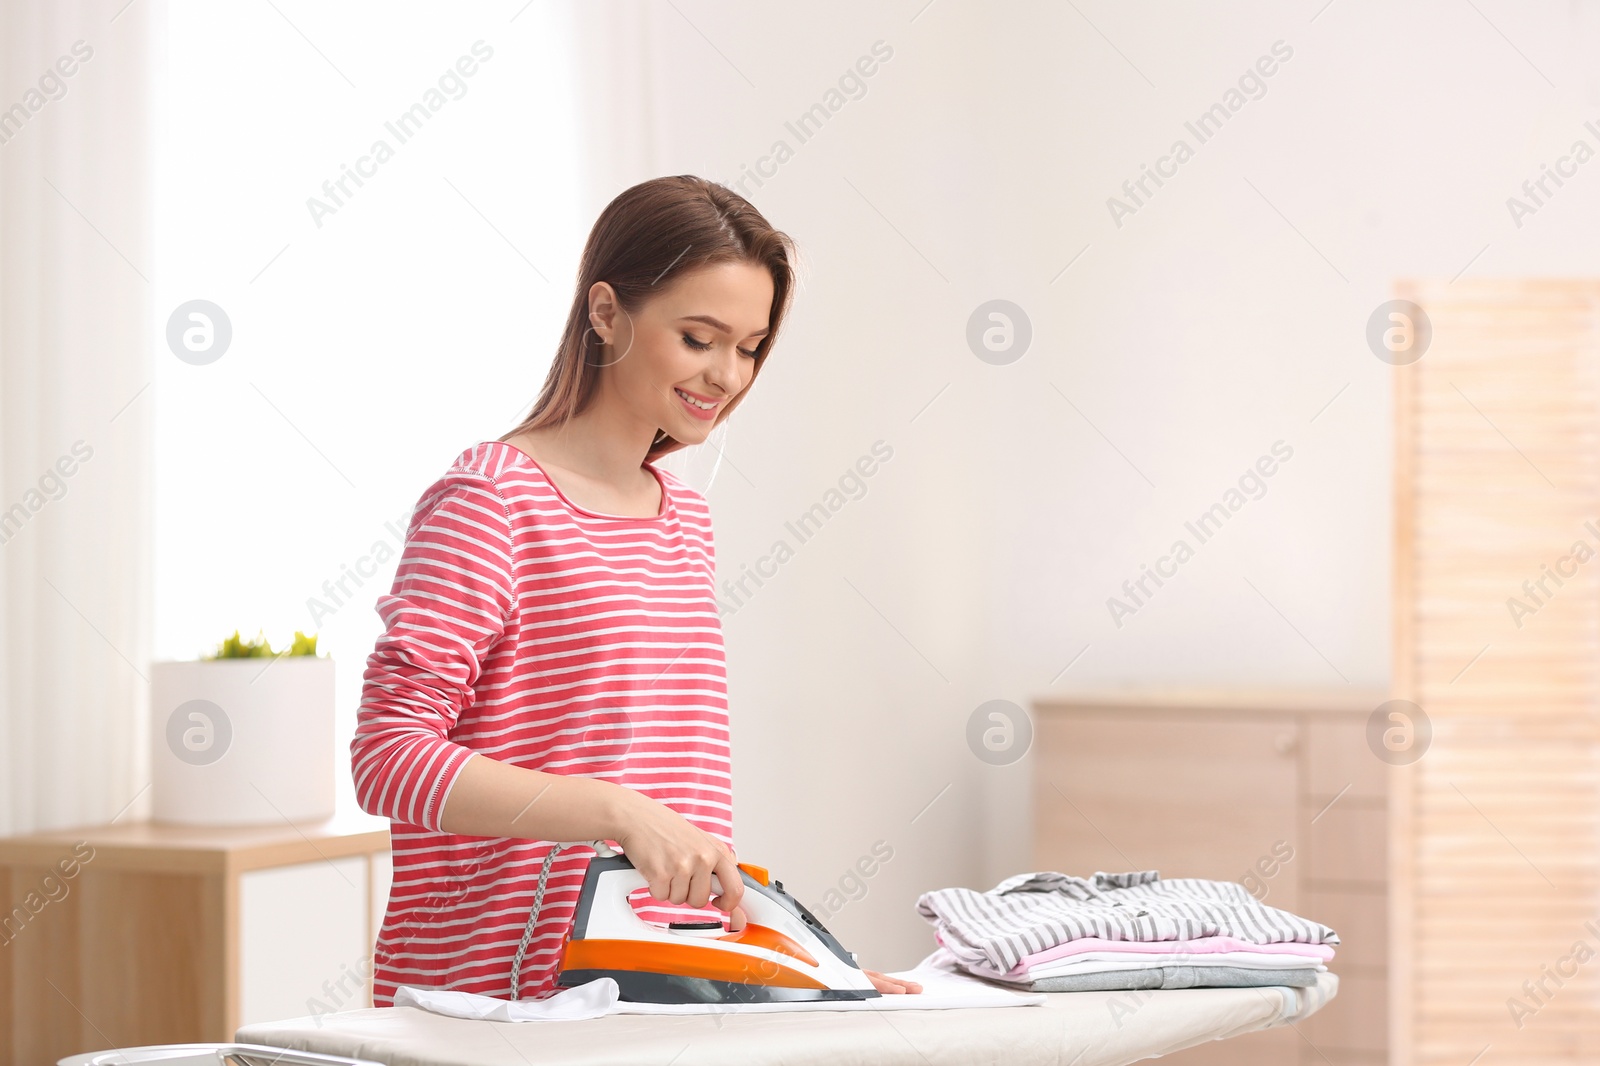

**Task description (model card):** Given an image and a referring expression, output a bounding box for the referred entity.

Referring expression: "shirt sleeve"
[350,468,516,830]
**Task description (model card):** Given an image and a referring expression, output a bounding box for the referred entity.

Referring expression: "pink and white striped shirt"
[351,440,735,1005]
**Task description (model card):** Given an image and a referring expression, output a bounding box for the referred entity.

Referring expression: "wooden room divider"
[1392,278,1600,1065]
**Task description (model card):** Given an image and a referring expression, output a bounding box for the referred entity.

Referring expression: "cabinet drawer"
[1301,888,1385,970]
[1306,805,1386,885]
[1306,717,1387,801]
[1035,713,1300,905]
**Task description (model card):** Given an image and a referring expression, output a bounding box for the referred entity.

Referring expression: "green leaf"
[202,628,320,659]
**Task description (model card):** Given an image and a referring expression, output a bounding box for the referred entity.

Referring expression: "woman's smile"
[673,386,722,421]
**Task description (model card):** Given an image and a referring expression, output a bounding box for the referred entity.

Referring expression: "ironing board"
[235,970,1337,1066]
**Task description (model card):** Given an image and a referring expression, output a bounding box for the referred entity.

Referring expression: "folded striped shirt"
[916,870,1340,974]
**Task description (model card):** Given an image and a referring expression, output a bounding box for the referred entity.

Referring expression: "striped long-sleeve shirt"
[351,440,735,1005]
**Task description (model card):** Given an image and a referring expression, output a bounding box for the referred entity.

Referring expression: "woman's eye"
[684,333,758,359]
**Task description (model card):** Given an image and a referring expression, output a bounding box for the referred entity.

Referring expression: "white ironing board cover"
[235,961,1339,1066]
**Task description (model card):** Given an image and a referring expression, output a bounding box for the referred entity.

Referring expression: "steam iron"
[553,844,883,1005]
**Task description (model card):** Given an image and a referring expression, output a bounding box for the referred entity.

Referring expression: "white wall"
[155,0,1600,975]
[605,0,1600,971]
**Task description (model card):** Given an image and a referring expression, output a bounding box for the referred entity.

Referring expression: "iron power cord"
[509,839,618,1001]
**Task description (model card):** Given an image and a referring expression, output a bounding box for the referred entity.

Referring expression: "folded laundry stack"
[916,869,1338,993]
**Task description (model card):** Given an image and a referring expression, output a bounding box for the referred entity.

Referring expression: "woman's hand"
[863,968,923,994]
[613,791,745,922]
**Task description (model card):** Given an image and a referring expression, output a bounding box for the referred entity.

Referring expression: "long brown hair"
[499,175,798,463]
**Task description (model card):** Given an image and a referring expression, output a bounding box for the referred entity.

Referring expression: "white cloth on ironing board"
[392,952,1045,1021]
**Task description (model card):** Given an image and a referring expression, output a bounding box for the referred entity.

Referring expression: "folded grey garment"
[1015,965,1320,993]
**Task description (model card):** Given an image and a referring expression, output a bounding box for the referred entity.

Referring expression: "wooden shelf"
[0,810,392,1065]
[1034,687,1390,716]
[0,811,390,875]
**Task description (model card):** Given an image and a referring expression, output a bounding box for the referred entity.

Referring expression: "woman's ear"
[587,281,619,344]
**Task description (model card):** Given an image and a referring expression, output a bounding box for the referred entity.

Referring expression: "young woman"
[351,175,920,1004]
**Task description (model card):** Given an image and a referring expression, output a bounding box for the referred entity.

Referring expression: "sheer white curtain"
[0,0,698,835]
[0,0,158,834]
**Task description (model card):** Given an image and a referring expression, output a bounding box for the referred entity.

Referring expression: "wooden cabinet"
[0,811,390,1066]
[239,851,393,1025]
[1033,689,1389,1066]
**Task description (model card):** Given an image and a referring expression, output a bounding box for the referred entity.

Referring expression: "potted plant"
[150,628,336,826]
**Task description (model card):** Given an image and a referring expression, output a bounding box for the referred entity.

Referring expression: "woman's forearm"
[436,752,636,841]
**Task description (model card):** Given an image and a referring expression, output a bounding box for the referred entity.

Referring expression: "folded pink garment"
[936,929,1336,976]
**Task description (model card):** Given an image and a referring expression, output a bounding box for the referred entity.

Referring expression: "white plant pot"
[150,656,337,826]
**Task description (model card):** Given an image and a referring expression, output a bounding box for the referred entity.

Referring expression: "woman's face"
[591,259,774,444]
